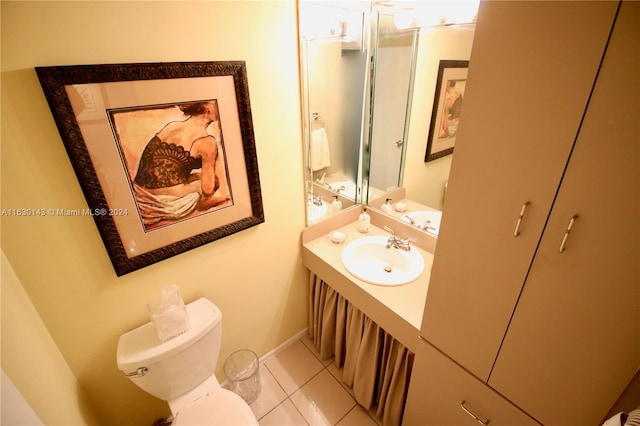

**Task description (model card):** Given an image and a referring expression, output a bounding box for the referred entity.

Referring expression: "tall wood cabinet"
[405,1,639,425]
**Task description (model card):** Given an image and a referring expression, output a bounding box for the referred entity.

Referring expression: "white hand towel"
[311,127,331,171]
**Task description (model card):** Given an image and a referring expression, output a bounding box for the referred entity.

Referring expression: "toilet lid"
[173,388,258,425]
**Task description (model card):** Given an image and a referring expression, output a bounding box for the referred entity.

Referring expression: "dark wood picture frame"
[425,60,469,162]
[36,61,264,276]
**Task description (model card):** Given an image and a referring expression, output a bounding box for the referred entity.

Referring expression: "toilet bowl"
[116,298,258,425]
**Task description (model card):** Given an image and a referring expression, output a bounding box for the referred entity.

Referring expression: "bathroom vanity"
[301,206,436,425]
[301,207,435,353]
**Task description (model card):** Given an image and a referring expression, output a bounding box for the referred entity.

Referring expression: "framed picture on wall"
[36,61,264,276]
[425,60,469,162]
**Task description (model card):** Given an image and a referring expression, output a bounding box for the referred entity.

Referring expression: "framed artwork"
[36,62,264,276]
[425,60,469,162]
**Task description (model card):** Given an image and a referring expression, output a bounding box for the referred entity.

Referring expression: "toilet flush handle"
[124,367,148,378]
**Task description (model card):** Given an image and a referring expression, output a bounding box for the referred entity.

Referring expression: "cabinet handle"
[460,400,490,425]
[559,215,579,253]
[513,202,530,237]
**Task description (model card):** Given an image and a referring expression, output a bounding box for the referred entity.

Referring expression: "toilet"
[116,298,258,425]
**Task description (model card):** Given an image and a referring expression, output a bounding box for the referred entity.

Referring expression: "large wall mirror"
[299,1,369,224]
[299,1,479,234]
[365,9,419,204]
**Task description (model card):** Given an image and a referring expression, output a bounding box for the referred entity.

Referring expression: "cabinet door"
[403,338,540,426]
[489,3,640,425]
[421,1,619,380]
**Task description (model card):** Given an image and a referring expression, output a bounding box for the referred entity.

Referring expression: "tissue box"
[147,285,190,342]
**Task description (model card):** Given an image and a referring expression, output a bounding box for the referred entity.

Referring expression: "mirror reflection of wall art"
[36,62,264,276]
[425,60,469,162]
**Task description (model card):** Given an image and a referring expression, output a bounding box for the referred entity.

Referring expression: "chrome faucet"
[403,215,415,225]
[418,220,436,232]
[310,195,323,206]
[404,216,436,232]
[315,173,333,190]
[383,226,416,251]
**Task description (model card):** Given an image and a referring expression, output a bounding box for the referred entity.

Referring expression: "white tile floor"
[246,335,381,426]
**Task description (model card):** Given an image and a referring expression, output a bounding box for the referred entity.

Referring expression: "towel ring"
[312,113,326,128]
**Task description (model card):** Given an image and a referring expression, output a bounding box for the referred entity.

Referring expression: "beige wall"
[2,251,100,425]
[1,1,308,425]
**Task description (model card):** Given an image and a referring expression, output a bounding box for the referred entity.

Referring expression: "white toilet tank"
[117,298,223,401]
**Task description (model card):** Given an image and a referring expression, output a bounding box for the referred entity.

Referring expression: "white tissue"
[147,285,190,342]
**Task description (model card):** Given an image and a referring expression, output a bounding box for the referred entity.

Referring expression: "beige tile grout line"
[260,361,315,425]
[235,329,380,425]
[291,337,381,426]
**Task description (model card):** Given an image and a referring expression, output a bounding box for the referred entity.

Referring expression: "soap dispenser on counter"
[331,196,342,212]
[358,208,370,233]
[381,198,392,213]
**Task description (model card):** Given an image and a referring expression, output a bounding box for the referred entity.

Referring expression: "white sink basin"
[341,236,425,286]
[401,210,442,235]
[308,200,328,223]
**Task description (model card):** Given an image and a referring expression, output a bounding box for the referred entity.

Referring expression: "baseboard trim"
[258,328,308,364]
